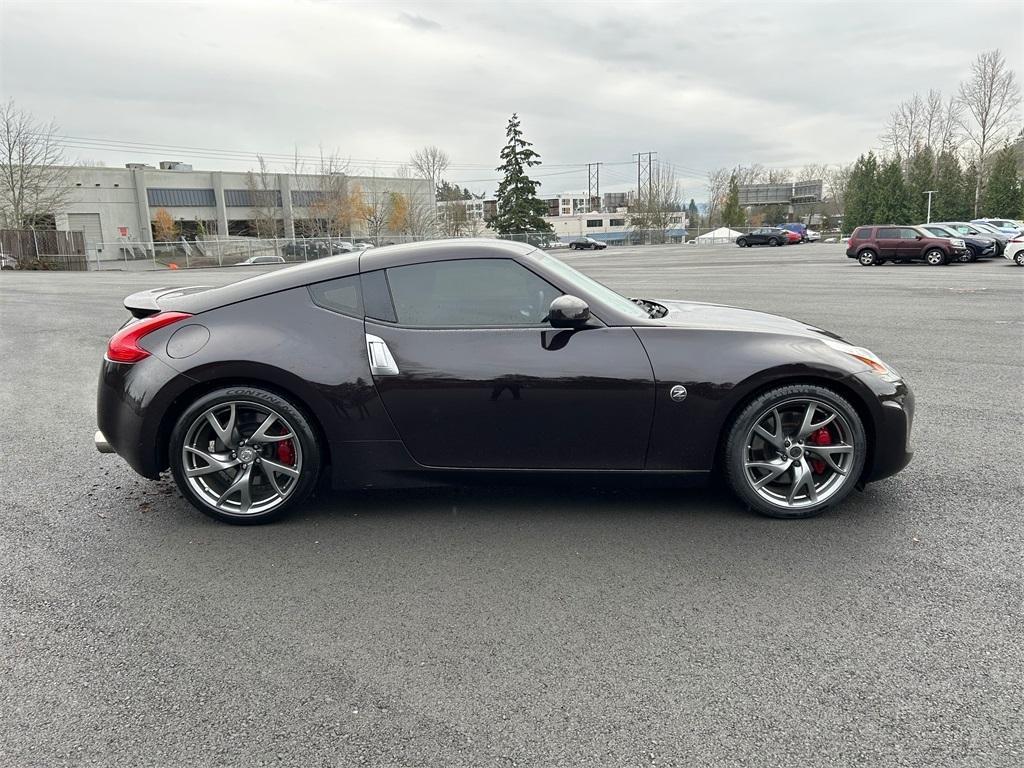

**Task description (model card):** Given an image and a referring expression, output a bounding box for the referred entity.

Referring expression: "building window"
[586,219,603,227]
[147,188,217,207]
[224,189,282,207]
[609,218,625,227]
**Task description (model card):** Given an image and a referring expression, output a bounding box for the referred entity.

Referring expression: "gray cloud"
[1,0,1020,200]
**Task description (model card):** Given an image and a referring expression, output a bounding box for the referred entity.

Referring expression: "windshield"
[531,250,650,319]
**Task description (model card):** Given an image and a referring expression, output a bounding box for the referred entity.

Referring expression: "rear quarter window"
[852,227,872,239]
[309,275,362,317]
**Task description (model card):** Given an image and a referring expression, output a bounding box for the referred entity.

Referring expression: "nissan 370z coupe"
[95,240,913,524]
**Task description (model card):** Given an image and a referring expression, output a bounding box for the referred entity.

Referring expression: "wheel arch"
[154,365,334,476]
[712,373,877,482]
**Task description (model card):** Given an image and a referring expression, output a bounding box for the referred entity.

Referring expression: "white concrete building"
[49,163,433,257]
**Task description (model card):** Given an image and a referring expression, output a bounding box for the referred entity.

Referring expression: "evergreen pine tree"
[843,152,879,232]
[905,146,935,222]
[687,198,699,226]
[932,150,968,221]
[874,157,911,223]
[981,146,1021,216]
[721,174,744,228]
[492,114,552,235]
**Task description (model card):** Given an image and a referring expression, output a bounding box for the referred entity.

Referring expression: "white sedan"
[1004,235,1024,266]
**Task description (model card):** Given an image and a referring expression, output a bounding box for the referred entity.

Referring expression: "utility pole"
[633,152,655,204]
[587,163,602,212]
[924,190,937,223]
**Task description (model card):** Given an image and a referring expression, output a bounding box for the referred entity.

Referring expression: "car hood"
[652,299,844,341]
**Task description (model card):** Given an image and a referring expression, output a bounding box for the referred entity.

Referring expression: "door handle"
[365,334,400,375]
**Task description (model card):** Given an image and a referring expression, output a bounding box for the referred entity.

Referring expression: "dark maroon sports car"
[96,239,913,524]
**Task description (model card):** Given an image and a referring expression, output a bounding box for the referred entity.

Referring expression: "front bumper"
[854,372,915,482]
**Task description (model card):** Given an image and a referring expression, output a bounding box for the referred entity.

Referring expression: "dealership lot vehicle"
[846,225,964,265]
[779,223,808,241]
[938,221,1009,254]
[735,227,789,247]
[920,224,997,262]
[4,243,1022,767]
[1005,235,1024,265]
[96,240,912,524]
[568,236,607,250]
[972,218,1023,236]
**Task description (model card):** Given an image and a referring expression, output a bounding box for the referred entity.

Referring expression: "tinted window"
[309,275,362,317]
[852,227,871,239]
[586,219,603,227]
[361,270,396,322]
[877,228,899,239]
[386,258,561,327]
[899,228,920,239]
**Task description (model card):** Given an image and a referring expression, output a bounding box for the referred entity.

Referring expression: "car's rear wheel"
[1014,252,1024,266]
[169,387,321,524]
[857,250,877,266]
[925,248,946,266]
[769,238,779,247]
[724,385,867,519]
[736,238,747,248]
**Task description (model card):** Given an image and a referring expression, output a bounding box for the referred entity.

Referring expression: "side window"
[852,227,871,239]
[385,258,562,327]
[900,228,920,239]
[309,275,362,317]
[877,228,899,239]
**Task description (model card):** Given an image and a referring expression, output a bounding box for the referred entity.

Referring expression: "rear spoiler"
[123,286,212,318]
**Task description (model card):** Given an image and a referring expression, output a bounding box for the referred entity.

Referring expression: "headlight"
[821,338,901,381]
[951,238,965,248]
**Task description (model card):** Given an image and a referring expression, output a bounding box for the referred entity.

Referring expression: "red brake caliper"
[277,439,296,466]
[808,427,831,474]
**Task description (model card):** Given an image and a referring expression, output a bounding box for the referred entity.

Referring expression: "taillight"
[106,312,192,363]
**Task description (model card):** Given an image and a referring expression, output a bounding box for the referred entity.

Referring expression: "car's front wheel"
[724,385,867,519]
[925,248,947,266]
[1014,252,1024,266]
[768,238,780,247]
[169,387,321,524]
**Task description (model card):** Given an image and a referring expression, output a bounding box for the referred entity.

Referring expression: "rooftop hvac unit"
[159,161,193,171]
[125,163,154,170]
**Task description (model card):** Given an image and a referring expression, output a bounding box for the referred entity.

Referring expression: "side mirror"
[547,295,591,328]
[916,234,923,240]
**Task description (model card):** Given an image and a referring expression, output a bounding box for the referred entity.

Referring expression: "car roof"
[157,239,538,314]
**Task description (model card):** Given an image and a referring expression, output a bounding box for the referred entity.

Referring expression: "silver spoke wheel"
[181,401,303,516]
[742,397,856,511]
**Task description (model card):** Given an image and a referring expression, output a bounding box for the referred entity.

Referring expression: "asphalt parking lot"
[2,242,1022,767]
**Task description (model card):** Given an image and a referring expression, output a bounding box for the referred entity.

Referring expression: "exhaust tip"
[94,430,114,454]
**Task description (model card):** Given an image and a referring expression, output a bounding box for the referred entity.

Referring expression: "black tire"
[169,387,321,525]
[857,250,877,266]
[925,248,947,266]
[959,248,975,263]
[768,238,779,247]
[1014,252,1024,266]
[723,384,868,519]
[736,238,747,248]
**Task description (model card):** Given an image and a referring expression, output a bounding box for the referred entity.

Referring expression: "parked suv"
[846,225,965,266]
[735,227,789,247]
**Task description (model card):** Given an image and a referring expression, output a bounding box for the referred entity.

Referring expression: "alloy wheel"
[742,398,856,511]
[858,251,876,266]
[926,249,945,266]
[181,401,303,516]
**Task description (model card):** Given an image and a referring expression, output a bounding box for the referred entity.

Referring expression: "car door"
[875,227,900,259]
[898,227,924,260]
[361,257,656,470]
[750,228,766,245]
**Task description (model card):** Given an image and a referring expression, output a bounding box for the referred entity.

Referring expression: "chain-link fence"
[67,225,834,272]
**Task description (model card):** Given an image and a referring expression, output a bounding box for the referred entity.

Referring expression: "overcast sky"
[2,0,1021,200]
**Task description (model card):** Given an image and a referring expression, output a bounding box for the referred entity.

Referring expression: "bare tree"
[293,147,352,238]
[245,155,282,237]
[882,92,926,166]
[409,145,450,194]
[823,163,852,215]
[957,49,1022,215]
[705,167,730,226]
[629,162,682,242]
[351,173,395,243]
[922,89,963,154]
[0,101,73,231]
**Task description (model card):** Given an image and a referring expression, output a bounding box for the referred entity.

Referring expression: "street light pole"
[924,190,937,223]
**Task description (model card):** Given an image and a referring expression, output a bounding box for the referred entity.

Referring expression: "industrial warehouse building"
[49,162,434,258]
